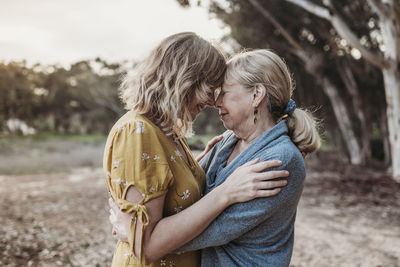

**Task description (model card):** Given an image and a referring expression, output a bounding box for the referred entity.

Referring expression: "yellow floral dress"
[103,110,205,267]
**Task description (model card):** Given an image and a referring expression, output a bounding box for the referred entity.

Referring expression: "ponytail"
[286,108,320,157]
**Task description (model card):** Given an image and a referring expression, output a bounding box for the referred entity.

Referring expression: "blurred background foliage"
[1,0,398,173]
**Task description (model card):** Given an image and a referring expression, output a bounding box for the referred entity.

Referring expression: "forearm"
[144,185,229,263]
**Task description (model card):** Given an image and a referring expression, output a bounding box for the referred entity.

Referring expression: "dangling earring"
[253,108,258,124]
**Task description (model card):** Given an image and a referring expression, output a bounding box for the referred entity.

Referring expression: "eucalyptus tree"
[178,0,399,181]
[280,0,400,180]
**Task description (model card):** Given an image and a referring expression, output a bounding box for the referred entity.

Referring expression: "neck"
[235,114,276,147]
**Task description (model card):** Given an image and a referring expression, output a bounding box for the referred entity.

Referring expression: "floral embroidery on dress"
[116,178,123,184]
[169,260,176,267]
[181,189,190,200]
[175,150,183,158]
[124,181,129,186]
[107,171,111,179]
[124,250,130,258]
[142,153,150,161]
[153,155,160,161]
[174,206,183,213]
[113,161,119,168]
[136,122,144,133]
[118,124,125,131]
[160,259,167,266]
[149,187,155,193]
[170,155,176,162]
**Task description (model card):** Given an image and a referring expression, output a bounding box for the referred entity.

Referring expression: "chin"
[221,120,233,130]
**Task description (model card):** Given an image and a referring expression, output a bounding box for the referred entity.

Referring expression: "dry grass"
[0,135,106,175]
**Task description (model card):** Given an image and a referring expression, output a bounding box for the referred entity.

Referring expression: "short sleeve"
[103,117,174,264]
[105,118,174,200]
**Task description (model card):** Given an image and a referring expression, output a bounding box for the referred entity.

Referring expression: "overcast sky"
[0,0,228,66]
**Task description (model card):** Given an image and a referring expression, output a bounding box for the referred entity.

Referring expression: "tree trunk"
[299,51,363,164]
[380,111,391,166]
[337,60,370,163]
[379,1,400,181]
[319,76,363,164]
[382,69,400,182]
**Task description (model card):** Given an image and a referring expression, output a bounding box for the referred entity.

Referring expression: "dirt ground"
[0,155,399,267]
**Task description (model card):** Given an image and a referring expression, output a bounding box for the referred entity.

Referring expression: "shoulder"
[261,136,305,176]
[109,111,159,137]
[107,111,171,160]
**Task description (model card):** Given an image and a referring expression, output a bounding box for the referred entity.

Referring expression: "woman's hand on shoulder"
[196,135,223,162]
[219,158,289,205]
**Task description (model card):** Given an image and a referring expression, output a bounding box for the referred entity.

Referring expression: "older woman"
[111,49,320,266]
[172,49,320,266]
[104,34,289,267]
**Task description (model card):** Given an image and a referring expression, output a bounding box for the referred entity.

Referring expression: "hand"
[196,135,223,162]
[109,198,130,242]
[219,158,289,205]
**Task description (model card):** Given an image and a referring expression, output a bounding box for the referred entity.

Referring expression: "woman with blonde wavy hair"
[110,48,320,266]
[104,33,289,267]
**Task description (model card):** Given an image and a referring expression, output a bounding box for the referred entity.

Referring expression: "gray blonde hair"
[120,32,226,137]
[226,49,320,156]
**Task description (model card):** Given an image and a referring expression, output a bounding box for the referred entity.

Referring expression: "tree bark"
[337,59,370,163]
[378,2,400,181]
[382,69,400,181]
[318,73,363,164]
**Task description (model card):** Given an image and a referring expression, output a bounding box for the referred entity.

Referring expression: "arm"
[176,157,305,252]
[110,159,289,264]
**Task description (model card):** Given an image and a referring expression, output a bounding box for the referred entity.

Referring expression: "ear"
[252,84,267,108]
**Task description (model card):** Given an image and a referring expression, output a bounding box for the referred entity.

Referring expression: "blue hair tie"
[283,99,296,116]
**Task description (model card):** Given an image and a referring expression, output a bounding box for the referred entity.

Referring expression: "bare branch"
[284,0,389,69]
[366,0,387,17]
[247,0,303,51]
[285,0,331,19]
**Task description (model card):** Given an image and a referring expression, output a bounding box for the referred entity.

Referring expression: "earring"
[253,108,258,124]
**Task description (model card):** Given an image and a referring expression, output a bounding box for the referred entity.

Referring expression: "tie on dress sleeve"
[117,198,150,265]
[104,117,174,265]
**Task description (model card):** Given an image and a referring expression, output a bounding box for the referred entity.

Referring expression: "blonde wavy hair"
[120,32,226,137]
[226,49,320,156]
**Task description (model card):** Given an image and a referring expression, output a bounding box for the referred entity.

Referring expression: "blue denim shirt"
[177,121,306,267]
